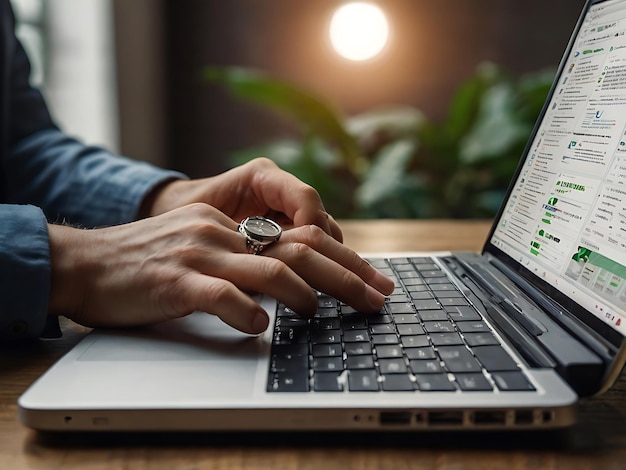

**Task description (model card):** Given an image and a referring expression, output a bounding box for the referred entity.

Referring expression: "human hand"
[142,157,344,241]
[47,204,394,335]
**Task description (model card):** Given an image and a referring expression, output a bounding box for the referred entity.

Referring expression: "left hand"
[143,157,343,241]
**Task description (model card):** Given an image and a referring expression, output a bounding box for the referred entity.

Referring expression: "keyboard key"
[413,299,441,311]
[446,306,482,321]
[420,270,445,278]
[410,291,435,301]
[271,353,308,372]
[398,271,421,279]
[376,345,404,358]
[341,306,359,315]
[346,356,375,370]
[268,370,310,392]
[414,373,456,391]
[491,371,536,391]
[393,313,420,324]
[277,306,300,318]
[367,313,393,324]
[312,343,342,357]
[367,258,388,269]
[456,321,491,333]
[315,307,339,318]
[417,310,448,321]
[472,345,519,371]
[314,372,344,392]
[437,346,482,372]
[344,342,372,356]
[397,324,424,336]
[372,334,400,345]
[271,343,308,357]
[275,316,308,327]
[388,294,410,303]
[463,332,500,347]
[348,370,380,391]
[273,326,308,345]
[379,358,408,374]
[401,335,430,348]
[370,324,396,334]
[343,330,370,343]
[409,359,442,373]
[318,296,338,309]
[433,290,465,299]
[438,297,470,307]
[402,278,426,286]
[455,373,493,391]
[405,347,437,360]
[312,357,344,372]
[311,318,340,330]
[386,303,415,315]
[311,330,341,344]
[381,375,415,391]
[405,284,429,293]
[430,283,458,292]
[341,315,367,330]
[413,262,438,271]
[394,263,417,272]
[423,321,456,333]
[430,332,464,346]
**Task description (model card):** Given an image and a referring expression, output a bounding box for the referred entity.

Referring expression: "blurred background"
[11,0,586,219]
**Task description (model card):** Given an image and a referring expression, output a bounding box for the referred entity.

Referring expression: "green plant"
[204,63,554,219]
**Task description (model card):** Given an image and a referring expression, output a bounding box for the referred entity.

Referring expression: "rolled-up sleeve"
[0,204,50,340]
[6,128,184,228]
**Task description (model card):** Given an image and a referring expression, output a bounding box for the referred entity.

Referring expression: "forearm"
[6,129,186,227]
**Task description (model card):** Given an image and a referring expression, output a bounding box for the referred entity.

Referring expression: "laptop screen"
[489,0,626,337]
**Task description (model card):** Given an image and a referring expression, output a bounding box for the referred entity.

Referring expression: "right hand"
[47,203,393,335]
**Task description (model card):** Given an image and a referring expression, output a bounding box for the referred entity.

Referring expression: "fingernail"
[372,271,395,295]
[252,312,269,333]
[366,285,386,311]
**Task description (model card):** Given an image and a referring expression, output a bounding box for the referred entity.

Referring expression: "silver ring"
[238,216,283,255]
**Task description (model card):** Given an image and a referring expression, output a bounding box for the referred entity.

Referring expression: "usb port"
[474,410,506,425]
[515,410,534,425]
[428,411,464,426]
[379,411,411,426]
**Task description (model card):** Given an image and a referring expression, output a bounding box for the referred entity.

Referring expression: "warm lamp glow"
[329,2,389,61]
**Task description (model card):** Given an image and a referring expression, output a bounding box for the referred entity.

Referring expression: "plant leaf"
[204,66,366,175]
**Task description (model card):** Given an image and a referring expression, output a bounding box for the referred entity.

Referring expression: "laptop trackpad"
[78,312,263,362]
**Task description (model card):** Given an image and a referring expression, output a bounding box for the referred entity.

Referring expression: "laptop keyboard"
[267,257,536,393]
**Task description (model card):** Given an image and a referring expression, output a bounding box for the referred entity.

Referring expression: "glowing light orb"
[329,2,389,61]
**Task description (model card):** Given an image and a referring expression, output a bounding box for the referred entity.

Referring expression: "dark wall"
[147,0,587,177]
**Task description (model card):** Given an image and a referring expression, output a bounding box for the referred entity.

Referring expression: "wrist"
[137,178,189,218]
[47,224,91,317]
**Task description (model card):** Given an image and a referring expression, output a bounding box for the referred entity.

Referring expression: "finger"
[327,214,343,244]
[247,159,335,237]
[180,272,269,335]
[196,253,318,316]
[272,225,394,296]
[264,240,390,314]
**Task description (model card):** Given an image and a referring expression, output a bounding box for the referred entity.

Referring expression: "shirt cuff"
[0,204,50,341]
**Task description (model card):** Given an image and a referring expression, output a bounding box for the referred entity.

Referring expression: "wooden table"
[1,220,625,469]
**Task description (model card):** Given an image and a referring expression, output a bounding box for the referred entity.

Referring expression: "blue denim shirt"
[0,1,184,341]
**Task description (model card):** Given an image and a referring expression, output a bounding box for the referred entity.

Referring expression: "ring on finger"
[238,216,283,255]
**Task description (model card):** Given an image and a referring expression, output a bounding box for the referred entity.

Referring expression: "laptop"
[18,0,626,432]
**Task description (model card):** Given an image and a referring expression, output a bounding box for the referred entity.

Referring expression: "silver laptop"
[19,0,626,432]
